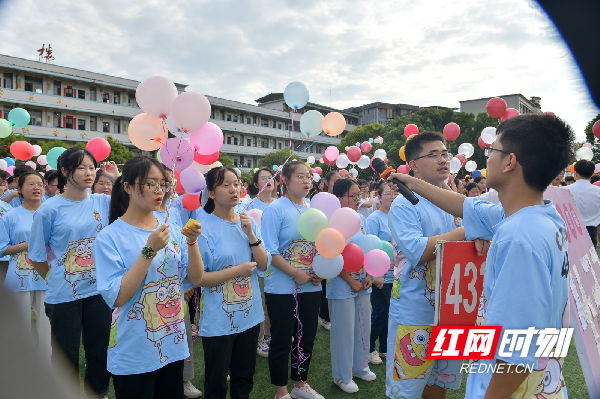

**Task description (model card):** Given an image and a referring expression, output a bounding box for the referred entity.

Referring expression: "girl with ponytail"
[27,147,119,398]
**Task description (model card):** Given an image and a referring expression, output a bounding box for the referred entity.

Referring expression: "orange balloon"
[322,112,346,137]
[569,164,575,173]
[315,228,345,258]
[128,113,168,151]
[406,133,417,143]
[399,146,406,161]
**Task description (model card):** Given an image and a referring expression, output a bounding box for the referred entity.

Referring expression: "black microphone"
[371,158,419,205]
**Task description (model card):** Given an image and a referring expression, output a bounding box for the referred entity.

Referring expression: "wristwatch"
[141,246,156,259]
[249,239,262,247]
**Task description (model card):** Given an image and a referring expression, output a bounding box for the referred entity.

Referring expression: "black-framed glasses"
[139,181,172,194]
[413,151,451,162]
[484,146,524,166]
[343,194,361,201]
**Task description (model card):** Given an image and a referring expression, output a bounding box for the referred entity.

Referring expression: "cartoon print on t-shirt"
[408,260,436,307]
[127,276,185,363]
[209,265,253,331]
[58,238,96,298]
[393,325,434,381]
[12,248,41,290]
[283,239,315,273]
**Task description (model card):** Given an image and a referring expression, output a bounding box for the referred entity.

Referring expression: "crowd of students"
[0,113,581,399]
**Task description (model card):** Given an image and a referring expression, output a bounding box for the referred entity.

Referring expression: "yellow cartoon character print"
[393,325,435,381]
[13,249,41,290]
[408,260,436,307]
[511,357,566,399]
[283,239,316,273]
[108,308,121,349]
[59,238,96,298]
[209,266,253,331]
[127,276,185,363]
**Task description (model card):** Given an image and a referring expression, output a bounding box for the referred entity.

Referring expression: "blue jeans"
[370,283,391,353]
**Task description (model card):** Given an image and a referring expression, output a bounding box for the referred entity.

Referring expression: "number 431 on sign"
[434,241,486,327]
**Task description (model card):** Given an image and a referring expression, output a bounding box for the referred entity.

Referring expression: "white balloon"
[576,147,594,161]
[480,127,497,144]
[32,145,42,156]
[189,161,211,174]
[166,113,190,138]
[465,160,477,172]
[307,155,315,164]
[458,143,475,159]
[336,154,350,168]
[37,154,48,165]
[357,155,371,169]
[450,157,461,174]
[233,168,241,177]
[374,149,387,158]
[312,254,344,279]
[0,159,6,170]
[349,168,358,178]
[312,173,321,182]
[45,164,53,171]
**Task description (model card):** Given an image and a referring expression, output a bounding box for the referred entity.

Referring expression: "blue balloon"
[357,234,383,256]
[4,157,15,167]
[471,170,482,178]
[8,108,30,128]
[283,82,309,110]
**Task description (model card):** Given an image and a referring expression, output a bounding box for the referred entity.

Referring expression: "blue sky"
[0,0,597,140]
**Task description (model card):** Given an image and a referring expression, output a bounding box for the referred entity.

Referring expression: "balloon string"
[289,109,297,155]
[291,283,310,383]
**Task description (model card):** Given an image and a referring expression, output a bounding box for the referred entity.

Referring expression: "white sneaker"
[275,395,291,399]
[227,375,230,381]
[353,366,377,381]
[257,339,270,358]
[320,320,331,331]
[334,378,359,393]
[379,351,386,359]
[183,380,203,398]
[290,383,325,399]
[368,351,383,365]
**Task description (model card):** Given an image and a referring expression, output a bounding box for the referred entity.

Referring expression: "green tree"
[218,153,233,167]
[584,114,600,163]
[0,133,29,159]
[103,135,135,164]
[258,149,298,169]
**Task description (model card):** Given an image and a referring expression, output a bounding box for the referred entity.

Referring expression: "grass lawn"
[78,324,590,399]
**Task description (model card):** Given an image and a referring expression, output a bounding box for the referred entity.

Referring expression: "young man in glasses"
[387,114,573,398]
[386,131,470,399]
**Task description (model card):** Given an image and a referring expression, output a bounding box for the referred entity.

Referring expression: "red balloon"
[339,169,349,177]
[241,189,247,197]
[361,141,372,153]
[486,97,507,119]
[347,146,361,162]
[86,137,111,162]
[397,165,410,174]
[314,167,322,175]
[174,171,184,193]
[323,154,335,166]
[501,108,520,121]
[544,111,555,116]
[594,181,600,187]
[443,122,460,141]
[455,154,467,167]
[194,151,220,165]
[404,124,418,138]
[593,120,600,139]
[342,243,364,272]
[182,193,200,211]
[477,137,486,150]
[10,141,35,161]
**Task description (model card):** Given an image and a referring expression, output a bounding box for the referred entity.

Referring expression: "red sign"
[426,326,502,359]
[434,241,486,326]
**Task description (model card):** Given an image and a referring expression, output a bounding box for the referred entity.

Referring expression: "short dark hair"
[496,114,575,192]
[204,167,239,214]
[280,160,310,196]
[405,131,446,162]
[0,170,9,180]
[591,174,600,184]
[574,160,595,179]
[17,171,43,198]
[44,170,59,185]
[565,176,575,183]
[332,178,358,198]
[56,147,97,193]
[474,176,486,184]
[357,179,368,188]
[253,167,274,185]
[466,182,480,193]
[13,164,34,178]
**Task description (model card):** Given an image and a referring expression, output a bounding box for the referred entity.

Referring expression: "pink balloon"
[364,249,391,277]
[455,154,467,167]
[339,169,349,177]
[443,122,460,141]
[347,146,361,162]
[324,146,339,162]
[397,165,410,174]
[172,92,211,133]
[25,161,36,169]
[45,165,53,171]
[583,143,593,149]
[160,138,194,171]
[37,155,47,165]
[180,167,205,194]
[502,108,520,121]
[486,97,507,119]
[404,124,418,138]
[6,165,15,175]
[361,141,372,153]
[593,120,600,139]
[190,122,224,155]
[86,137,111,162]
[135,76,178,119]
[329,208,361,239]
[311,192,341,219]
[246,209,263,229]
[314,167,322,175]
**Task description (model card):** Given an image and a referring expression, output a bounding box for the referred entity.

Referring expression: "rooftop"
[255,92,359,117]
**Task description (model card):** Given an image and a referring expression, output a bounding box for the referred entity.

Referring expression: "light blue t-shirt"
[9,195,47,208]
[261,197,321,294]
[0,201,13,262]
[244,198,273,212]
[93,217,189,375]
[28,194,111,304]
[327,213,372,299]
[198,213,268,337]
[462,198,569,398]
[366,210,394,284]
[388,193,462,326]
[0,189,15,200]
[0,206,46,291]
[155,209,182,230]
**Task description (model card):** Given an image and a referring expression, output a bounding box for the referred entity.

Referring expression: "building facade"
[459,94,542,117]
[0,54,348,170]
[343,102,420,126]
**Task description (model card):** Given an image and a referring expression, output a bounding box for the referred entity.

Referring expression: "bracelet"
[186,240,197,246]
[293,270,299,280]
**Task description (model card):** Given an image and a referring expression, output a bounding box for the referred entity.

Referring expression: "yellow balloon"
[399,146,406,162]
[481,169,486,178]
[406,134,417,143]
[209,161,222,171]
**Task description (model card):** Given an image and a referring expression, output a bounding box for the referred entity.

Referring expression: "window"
[278,143,282,150]
[102,93,110,103]
[114,119,120,133]
[227,136,231,145]
[128,93,137,107]
[234,159,238,167]
[234,137,238,145]
[114,92,120,104]
[65,87,73,98]
[90,87,96,101]
[53,112,61,128]
[247,139,251,146]
[3,73,13,89]
[65,117,74,129]
[253,137,257,147]
[273,141,277,150]
[253,116,257,125]
[253,157,257,166]
[272,120,277,128]
[78,119,86,130]
[25,76,44,93]
[246,118,251,124]
[234,115,238,123]
[261,118,268,127]
[240,156,244,165]
[29,109,42,126]
[278,123,282,129]
[227,114,232,121]
[103,122,110,132]
[90,116,97,131]
[221,112,225,121]
[78,89,86,100]
[247,161,252,168]
[262,140,268,149]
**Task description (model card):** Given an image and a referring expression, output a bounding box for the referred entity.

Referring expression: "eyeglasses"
[413,152,451,162]
[294,174,313,182]
[343,194,361,201]
[484,146,524,166]
[96,181,113,187]
[26,183,44,188]
[140,181,172,194]
[381,192,397,197]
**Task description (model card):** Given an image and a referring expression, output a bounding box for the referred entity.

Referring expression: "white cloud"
[0,0,597,140]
